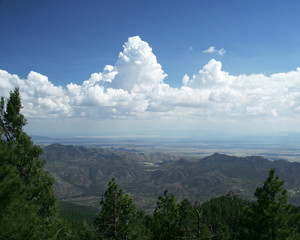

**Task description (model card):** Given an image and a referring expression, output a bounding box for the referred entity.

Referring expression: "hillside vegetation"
[43,144,300,212]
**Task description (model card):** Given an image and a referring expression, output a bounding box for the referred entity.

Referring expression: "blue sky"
[1,0,300,137]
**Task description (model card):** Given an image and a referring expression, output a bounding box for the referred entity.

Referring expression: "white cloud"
[65,36,167,118]
[0,70,19,96]
[0,70,72,118]
[203,46,226,56]
[111,36,167,91]
[218,48,226,56]
[203,46,216,53]
[1,36,300,130]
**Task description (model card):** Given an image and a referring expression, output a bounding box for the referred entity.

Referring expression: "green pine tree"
[178,198,198,238]
[246,169,300,240]
[152,189,180,239]
[0,88,58,218]
[0,88,74,239]
[94,178,147,239]
[152,191,214,240]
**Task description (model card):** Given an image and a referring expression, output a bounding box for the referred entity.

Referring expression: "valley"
[42,143,300,213]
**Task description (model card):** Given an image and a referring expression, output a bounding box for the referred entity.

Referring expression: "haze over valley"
[35,133,300,162]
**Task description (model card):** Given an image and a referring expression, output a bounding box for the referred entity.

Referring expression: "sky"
[1,0,300,137]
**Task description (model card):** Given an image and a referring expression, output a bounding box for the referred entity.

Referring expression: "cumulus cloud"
[1,36,300,124]
[111,36,167,91]
[66,36,167,118]
[203,46,226,56]
[0,70,72,118]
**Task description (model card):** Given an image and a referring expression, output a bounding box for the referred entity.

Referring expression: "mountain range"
[42,144,300,212]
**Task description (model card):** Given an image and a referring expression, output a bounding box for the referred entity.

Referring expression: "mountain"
[42,144,300,212]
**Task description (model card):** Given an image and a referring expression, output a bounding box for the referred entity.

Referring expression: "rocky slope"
[42,144,300,212]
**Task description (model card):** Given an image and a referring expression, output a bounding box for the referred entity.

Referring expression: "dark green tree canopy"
[245,169,300,240]
[0,88,57,218]
[152,190,213,240]
[0,88,73,239]
[0,88,26,142]
[94,178,147,239]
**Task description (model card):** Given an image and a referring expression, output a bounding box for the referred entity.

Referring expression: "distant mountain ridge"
[42,144,300,212]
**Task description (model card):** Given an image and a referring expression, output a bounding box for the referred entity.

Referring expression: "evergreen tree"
[0,88,73,239]
[0,163,40,239]
[178,199,213,239]
[152,189,180,239]
[199,195,249,240]
[152,190,214,240]
[0,88,58,218]
[178,198,198,238]
[245,169,300,240]
[94,178,147,239]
